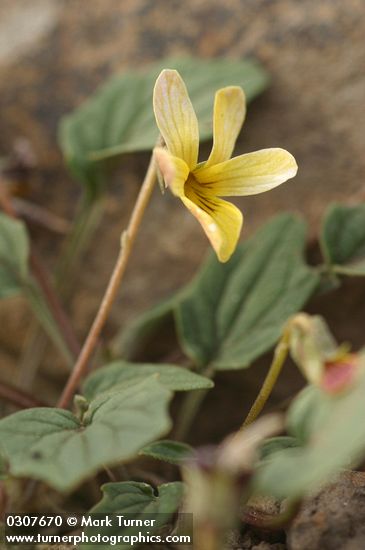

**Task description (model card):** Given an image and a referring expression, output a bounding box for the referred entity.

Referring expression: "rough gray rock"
[287,472,365,550]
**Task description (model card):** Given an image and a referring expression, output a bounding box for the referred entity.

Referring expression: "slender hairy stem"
[0,381,47,409]
[241,329,290,429]
[58,151,158,409]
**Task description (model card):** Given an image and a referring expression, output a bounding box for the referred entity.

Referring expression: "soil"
[224,471,365,549]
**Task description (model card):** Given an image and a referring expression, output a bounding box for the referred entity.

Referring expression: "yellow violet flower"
[153,69,298,262]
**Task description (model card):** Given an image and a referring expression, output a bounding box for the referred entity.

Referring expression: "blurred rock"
[287,471,365,550]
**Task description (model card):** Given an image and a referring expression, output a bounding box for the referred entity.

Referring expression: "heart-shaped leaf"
[90,480,184,514]
[320,203,365,276]
[0,378,171,492]
[0,213,29,298]
[59,56,269,193]
[82,361,213,401]
[139,440,193,465]
[176,214,319,370]
[85,481,184,550]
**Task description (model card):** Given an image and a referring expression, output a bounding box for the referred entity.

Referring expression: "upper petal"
[183,181,243,263]
[195,148,298,196]
[154,147,189,197]
[205,86,246,169]
[153,69,199,170]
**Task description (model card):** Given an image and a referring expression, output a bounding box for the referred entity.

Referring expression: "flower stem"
[57,151,158,409]
[241,329,290,429]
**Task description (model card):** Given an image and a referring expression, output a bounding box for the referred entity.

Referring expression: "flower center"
[184,173,215,214]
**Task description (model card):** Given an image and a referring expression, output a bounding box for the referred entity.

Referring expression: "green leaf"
[59,56,269,192]
[254,368,365,499]
[0,378,171,492]
[259,436,299,462]
[82,361,214,401]
[0,213,29,298]
[91,480,183,514]
[139,440,193,465]
[176,214,320,370]
[85,481,184,550]
[286,385,334,444]
[320,203,365,276]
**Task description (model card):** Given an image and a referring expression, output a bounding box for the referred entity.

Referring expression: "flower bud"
[288,313,363,393]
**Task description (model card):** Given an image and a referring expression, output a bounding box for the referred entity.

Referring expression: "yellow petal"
[195,148,298,196]
[153,69,199,170]
[205,86,246,169]
[154,147,189,197]
[183,180,243,262]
